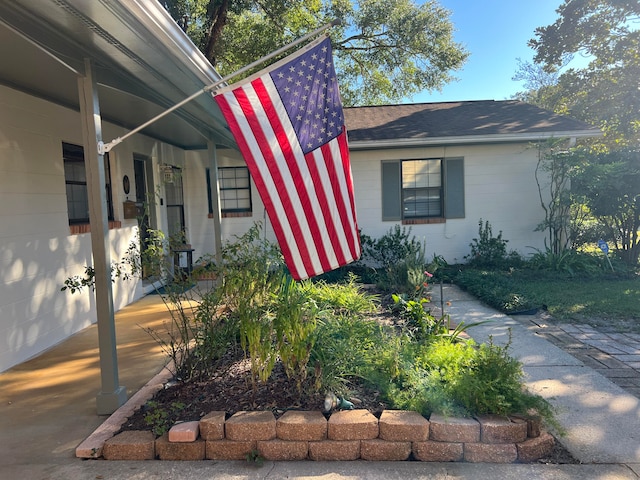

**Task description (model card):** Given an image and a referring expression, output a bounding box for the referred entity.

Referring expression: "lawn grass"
[509,275,640,320]
[453,268,640,330]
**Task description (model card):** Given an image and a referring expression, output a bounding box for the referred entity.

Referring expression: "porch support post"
[207,140,223,265]
[78,58,127,414]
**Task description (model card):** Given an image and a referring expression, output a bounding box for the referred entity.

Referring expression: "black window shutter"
[381,160,401,220]
[445,158,465,219]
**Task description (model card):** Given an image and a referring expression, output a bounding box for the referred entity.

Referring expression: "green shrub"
[310,314,391,396]
[304,274,378,315]
[382,336,557,428]
[528,247,604,276]
[465,219,522,268]
[446,336,551,418]
[360,226,426,292]
[271,277,319,394]
[454,269,538,313]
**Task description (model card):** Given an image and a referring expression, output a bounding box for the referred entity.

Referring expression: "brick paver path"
[528,319,640,398]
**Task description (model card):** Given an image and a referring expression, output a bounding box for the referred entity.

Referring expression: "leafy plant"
[360,225,426,292]
[143,400,185,436]
[302,274,378,316]
[272,277,319,394]
[245,448,264,466]
[381,335,558,430]
[61,237,143,293]
[465,219,520,268]
[528,247,603,276]
[310,314,389,396]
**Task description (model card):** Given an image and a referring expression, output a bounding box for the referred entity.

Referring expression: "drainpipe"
[78,58,127,414]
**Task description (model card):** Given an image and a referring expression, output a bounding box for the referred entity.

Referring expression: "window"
[402,159,442,218]
[216,166,252,215]
[381,157,464,222]
[63,142,113,224]
[165,166,185,242]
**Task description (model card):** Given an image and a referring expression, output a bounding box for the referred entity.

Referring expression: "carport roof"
[0,0,236,150]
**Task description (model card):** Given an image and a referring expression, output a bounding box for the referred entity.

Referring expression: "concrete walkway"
[1,285,640,479]
[434,284,640,473]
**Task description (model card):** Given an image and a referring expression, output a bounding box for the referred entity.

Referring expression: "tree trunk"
[203,0,230,66]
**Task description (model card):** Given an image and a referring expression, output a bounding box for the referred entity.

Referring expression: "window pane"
[62,142,113,224]
[66,184,89,221]
[218,166,252,213]
[401,159,442,218]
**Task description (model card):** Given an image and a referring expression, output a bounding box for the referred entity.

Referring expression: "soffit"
[0,0,235,150]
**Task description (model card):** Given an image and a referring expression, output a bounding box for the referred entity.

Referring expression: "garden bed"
[93,345,577,464]
[102,409,559,463]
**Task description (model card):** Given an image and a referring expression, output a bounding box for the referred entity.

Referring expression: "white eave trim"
[125,0,223,86]
[348,130,602,150]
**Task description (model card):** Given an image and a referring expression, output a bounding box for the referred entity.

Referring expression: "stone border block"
[103,430,155,460]
[517,432,555,462]
[476,415,527,444]
[277,410,327,441]
[225,411,276,441]
[168,421,200,442]
[308,440,360,461]
[156,434,205,460]
[257,439,309,460]
[413,440,464,462]
[328,409,378,440]
[206,439,256,460]
[361,439,411,461]
[379,410,429,441]
[464,442,518,463]
[511,414,542,438]
[199,411,225,440]
[429,414,480,443]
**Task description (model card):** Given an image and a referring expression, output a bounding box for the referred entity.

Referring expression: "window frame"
[62,142,114,225]
[381,157,465,223]
[216,166,252,215]
[401,158,443,220]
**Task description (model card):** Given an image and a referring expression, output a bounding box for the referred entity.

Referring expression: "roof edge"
[348,130,602,150]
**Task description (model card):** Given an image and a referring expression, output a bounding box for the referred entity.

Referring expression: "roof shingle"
[344,100,600,143]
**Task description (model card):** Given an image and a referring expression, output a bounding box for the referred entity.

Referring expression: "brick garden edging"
[99,409,554,463]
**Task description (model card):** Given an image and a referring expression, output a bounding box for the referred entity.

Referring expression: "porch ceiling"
[0,0,236,150]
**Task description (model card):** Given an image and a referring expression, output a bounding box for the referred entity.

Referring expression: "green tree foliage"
[162,0,468,106]
[571,148,640,266]
[527,0,640,147]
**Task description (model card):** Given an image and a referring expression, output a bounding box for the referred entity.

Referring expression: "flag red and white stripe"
[214,36,360,280]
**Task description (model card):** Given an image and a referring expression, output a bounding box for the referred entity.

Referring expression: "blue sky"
[409,0,584,103]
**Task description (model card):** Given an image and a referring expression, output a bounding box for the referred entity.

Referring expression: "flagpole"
[99,19,341,154]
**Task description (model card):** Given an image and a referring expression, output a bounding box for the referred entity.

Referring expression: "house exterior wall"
[183,141,549,268]
[0,84,193,372]
[0,81,550,373]
[350,143,548,263]
[181,147,270,264]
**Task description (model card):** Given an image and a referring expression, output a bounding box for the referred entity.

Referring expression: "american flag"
[214,36,360,280]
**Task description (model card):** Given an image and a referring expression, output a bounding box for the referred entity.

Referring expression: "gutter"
[118,0,235,147]
[126,0,223,86]
[348,130,602,150]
